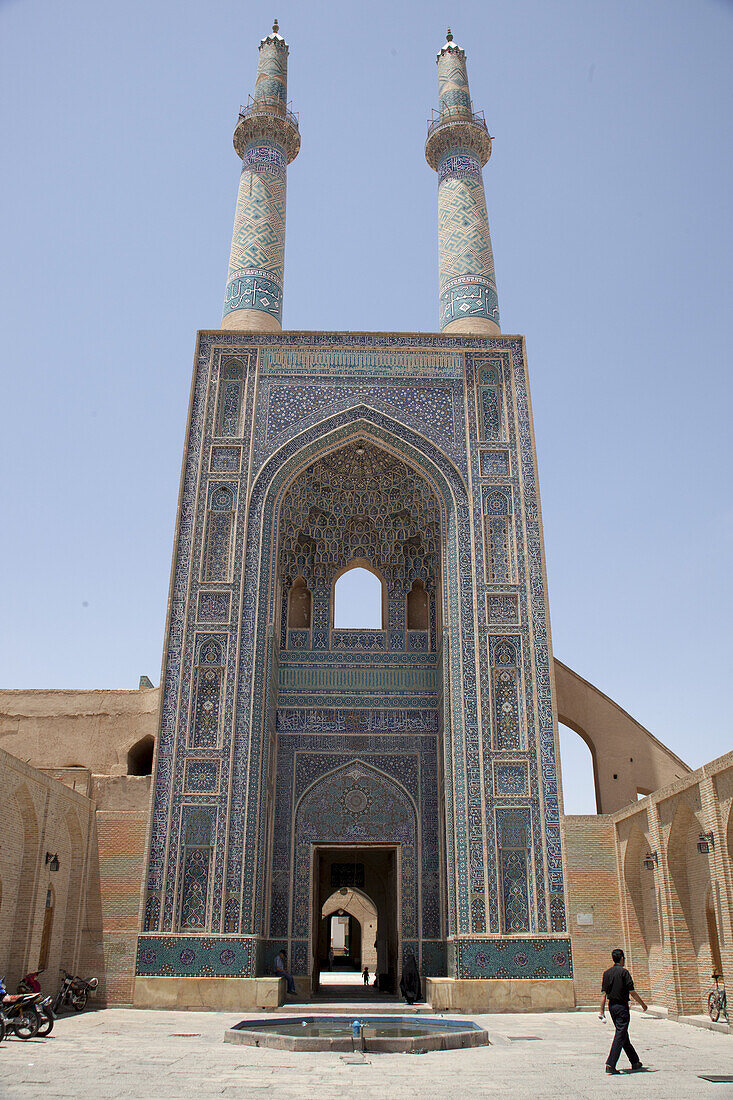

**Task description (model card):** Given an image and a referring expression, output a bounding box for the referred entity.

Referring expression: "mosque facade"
[1,24,730,1018]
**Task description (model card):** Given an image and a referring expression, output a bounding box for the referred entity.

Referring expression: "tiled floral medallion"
[136,936,257,978]
[453,938,573,980]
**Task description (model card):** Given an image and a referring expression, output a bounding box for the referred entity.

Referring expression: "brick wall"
[563,815,624,1006]
[80,777,151,1005]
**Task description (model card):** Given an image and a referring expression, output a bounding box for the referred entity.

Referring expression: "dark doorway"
[127,735,155,776]
[312,845,398,999]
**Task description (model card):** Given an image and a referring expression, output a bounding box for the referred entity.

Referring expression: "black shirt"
[602,964,634,1005]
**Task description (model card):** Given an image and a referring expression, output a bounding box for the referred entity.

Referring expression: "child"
[362,966,370,986]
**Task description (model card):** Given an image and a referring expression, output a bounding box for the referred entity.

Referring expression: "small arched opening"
[127,735,155,776]
[406,579,429,631]
[333,564,384,629]
[288,576,311,628]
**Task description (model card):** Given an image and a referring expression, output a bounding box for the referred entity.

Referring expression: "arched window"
[406,579,429,630]
[127,735,155,776]
[288,577,311,629]
[333,566,383,629]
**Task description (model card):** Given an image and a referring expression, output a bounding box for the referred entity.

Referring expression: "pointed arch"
[127,734,155,776]
[229,406,479,941]
[321,885,379,971]
[332,561,385,629]
[666,800,706,1011]
[295,757,419,822]
[289,759,420,974]
[621,825,651,990]
[9,784,39,984]
[60,808,85,973]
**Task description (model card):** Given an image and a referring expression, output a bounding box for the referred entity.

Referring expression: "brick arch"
[59,808,85,974]
[8,783,40,985]
[665,799,707,1012]
[621,825,651,990]
[322,885,379,971]
[554,660,690,813]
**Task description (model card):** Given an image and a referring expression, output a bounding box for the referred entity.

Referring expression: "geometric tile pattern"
[497,808,531,934]
[223,144,286,323]
[438,166,499,329]
[437,42,472,116]
[495,762,528,796]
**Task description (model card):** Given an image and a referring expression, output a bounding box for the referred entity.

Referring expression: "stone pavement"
[0,1007,731,1099]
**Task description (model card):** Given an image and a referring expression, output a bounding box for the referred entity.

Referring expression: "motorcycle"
[53,969,98,1014]
[0,977,42,1039]
[17,972,55,1035]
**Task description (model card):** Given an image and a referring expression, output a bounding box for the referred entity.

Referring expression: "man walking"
[599,948,647,1074]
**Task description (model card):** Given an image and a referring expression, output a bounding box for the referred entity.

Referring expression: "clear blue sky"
[1,0,731,812]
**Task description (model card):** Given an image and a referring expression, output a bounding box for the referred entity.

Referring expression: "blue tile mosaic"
[455,937,573,979]
[136,935,257,977]
[141,331,568,977]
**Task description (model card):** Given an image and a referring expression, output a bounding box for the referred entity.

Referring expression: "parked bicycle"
[708,972,728,1024]
[53,969,98,1014]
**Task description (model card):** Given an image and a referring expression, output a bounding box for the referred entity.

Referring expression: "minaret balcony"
[234,96,300,163]
[425,107,492,170]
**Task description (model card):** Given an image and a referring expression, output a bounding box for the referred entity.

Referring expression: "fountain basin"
[224,1014,489,1052]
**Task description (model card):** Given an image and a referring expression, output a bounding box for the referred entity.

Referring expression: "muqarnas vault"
[135,24,573,1011]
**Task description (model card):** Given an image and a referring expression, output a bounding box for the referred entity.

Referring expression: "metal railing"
[238,95,299,131]
[427,106,487,138]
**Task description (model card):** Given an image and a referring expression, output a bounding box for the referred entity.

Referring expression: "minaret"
[221,21,300,332]
[425,30,500,335]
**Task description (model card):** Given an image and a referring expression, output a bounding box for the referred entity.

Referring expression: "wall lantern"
[643,851,658,870]
[45,852,60,872]
[697,832,715,854]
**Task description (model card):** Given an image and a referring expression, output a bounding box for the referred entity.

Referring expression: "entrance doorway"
[312,845,399,997]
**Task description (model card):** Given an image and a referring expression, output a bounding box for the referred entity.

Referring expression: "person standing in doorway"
[599,948,647,1074]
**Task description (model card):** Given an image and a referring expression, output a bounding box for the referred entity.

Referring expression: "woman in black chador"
[399,952,422,1005]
